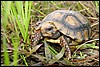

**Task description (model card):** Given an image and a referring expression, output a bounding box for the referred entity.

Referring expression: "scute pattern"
[36,10,91,42]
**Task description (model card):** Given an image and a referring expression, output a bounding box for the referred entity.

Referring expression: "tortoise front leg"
[31,30,43,46]
[59,36,71,59]
[46,36,71,59]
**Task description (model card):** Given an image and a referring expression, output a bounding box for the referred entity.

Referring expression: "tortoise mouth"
[52,31,61,39]
[42,31,61,39]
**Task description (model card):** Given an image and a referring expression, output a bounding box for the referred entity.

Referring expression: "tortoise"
[32,10,91,59]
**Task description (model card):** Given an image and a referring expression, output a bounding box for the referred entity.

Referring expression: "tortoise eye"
[46,26,53,31]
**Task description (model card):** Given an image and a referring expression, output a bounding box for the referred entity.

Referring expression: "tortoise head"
[36,21,61,39]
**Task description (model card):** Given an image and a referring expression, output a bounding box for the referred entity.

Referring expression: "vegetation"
[1,1,99,66]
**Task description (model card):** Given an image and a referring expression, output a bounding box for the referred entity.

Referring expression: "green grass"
[2,36,10,66]
[1,1,99,66]
[1,1,32,66]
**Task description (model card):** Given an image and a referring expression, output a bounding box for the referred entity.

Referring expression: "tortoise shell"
[35,10,91,42]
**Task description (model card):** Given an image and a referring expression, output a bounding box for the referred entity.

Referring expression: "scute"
[65,16,80,27]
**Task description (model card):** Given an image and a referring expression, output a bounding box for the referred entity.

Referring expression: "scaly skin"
[60,36,71,59]
[31,30,42,46]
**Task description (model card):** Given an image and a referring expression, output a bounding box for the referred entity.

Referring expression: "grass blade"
[11,36,19,66]
[49,46,65,65]
[11,2,25,39]
[3,36,10,66]
[24,1,32,43]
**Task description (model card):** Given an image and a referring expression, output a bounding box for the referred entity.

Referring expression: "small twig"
[91,31,99,39]
[91,22,99,27]
[73,39,99,55]
[79,8,90,12]
[79,1,94,17]
[72,50,99,62]
[68,1,77,10]
[87,17,99,20]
